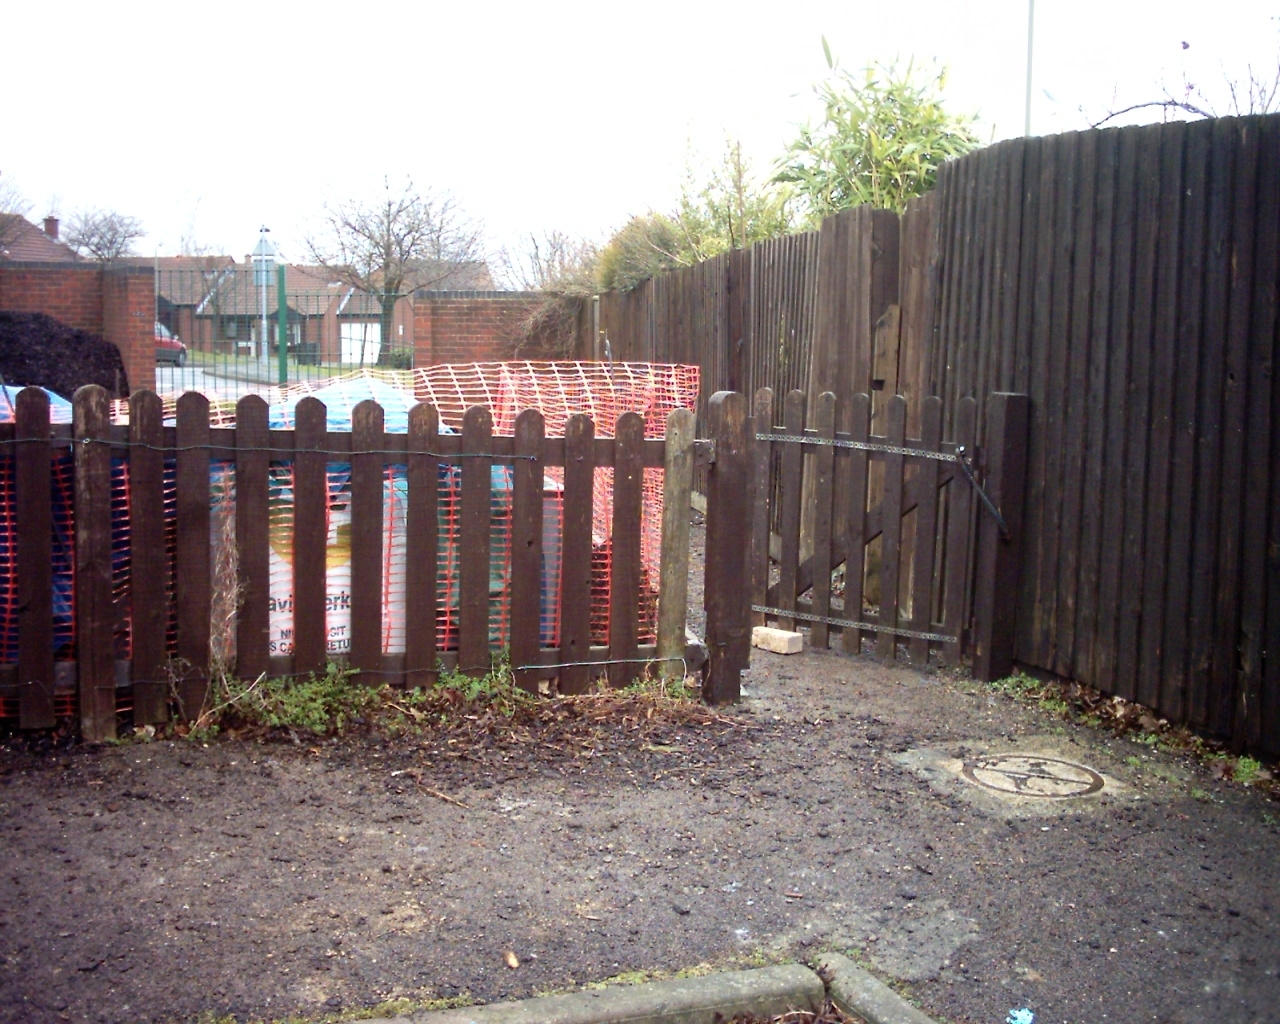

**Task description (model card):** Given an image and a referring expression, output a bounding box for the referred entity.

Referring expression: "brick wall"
[0,264,104,332]
[0,262,153,395]
[102,265,155,394]
[413,292,576,366]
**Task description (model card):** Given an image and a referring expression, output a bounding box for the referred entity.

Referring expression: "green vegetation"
[592,41,981,291]
[172,653,537,743]
[983,670,1276,796]
[775,40,982,219]
[596,143,795,292]
[431,652,535,718]
[1235,756,1264,785]
[155,652,698,746]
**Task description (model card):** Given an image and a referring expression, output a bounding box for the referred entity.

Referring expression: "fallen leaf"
[504,950,519,969]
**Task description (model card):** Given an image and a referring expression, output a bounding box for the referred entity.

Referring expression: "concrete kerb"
[362,958,942,1024]
[816,953,941,1024]
[374,964,820,1024]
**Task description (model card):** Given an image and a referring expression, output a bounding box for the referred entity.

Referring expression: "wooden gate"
[750,388,1027,676]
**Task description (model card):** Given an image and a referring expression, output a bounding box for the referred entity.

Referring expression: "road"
[153,362,279,403]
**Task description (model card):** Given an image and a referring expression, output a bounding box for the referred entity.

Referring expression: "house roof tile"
[0,214,82,262]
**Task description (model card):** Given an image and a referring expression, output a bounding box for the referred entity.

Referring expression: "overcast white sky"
[3,0,1277,271]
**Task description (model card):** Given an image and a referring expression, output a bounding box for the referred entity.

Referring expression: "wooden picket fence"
[1,386,753,742]
[750,388,1027,675]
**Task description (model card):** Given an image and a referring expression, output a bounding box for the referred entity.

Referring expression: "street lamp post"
[1024,0,1036,137]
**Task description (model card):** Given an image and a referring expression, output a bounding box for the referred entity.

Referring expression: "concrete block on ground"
[752,626,804,654]
[398,963,824,1024]
[816,953,940,1024]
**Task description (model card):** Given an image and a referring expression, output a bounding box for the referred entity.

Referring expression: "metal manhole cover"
[960,755,1105,798]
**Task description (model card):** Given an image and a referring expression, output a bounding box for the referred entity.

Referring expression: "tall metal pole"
[277,263,289,386]
[1024,0,1035,137]
[258,226,270,364]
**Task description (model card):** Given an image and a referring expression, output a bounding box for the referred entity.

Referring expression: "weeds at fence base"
[981,669,1277,798]
[129,654,720,754]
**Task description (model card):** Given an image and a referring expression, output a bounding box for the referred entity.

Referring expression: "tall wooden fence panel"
[927,116,1280,753]
[587,113,1280,753]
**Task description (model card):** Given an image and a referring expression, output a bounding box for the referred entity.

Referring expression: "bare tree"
[1091,42,1280,128]
[66,209,145,260]
[496,231,601,360]
[306,178,484,360]
[173,227,234,349]
[0,171,32,253]
[496,230,598,292]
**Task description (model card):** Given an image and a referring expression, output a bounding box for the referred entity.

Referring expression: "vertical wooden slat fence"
[0,388,753,738]
[586,112,1280,754]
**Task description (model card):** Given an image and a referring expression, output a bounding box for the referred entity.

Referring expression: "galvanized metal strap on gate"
[750,604,957,645]
[754,431,1011,538]
[754,432,957,462]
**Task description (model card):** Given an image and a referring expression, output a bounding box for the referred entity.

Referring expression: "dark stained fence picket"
[234,395,271,683]
[16,389,54,730]
[349,400,384,677]
[292,397,328,676]
[128,390,168,725]
[174,393,211,720]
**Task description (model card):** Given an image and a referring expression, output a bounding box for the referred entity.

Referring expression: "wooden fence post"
[657,408,695,681]
[704,391,750,704]
[971,392,1029,681]
[74,386,116,742]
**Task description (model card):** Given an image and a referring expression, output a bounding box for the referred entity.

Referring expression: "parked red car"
[155,322,187,367]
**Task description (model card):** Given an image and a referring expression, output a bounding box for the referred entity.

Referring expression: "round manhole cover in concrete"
[961,755,1105,798]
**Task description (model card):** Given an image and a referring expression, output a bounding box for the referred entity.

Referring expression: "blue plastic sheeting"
[266,376,428,434]
[0,386,74,424]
